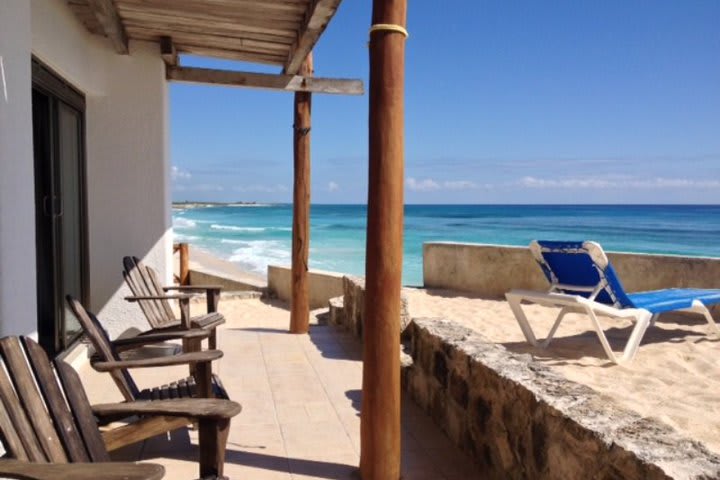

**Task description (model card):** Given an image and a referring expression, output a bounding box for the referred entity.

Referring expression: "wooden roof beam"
[167,66,363,96]
[283,0,342,74]
[160,36,178,67]
[86,0,129,54]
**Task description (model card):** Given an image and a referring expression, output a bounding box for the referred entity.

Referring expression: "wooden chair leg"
[183,337,202,376]
[209,328,217,350]
[198,418,230,480]
[207,290,220,314]
[194,360,213,398]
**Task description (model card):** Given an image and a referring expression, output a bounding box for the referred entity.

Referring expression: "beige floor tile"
[78,298,478,479]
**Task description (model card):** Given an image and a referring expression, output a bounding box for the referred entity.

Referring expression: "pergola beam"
[86,0,129,54]
[283,0,342,75]
[160,36,178,67]
[167,66,363,95]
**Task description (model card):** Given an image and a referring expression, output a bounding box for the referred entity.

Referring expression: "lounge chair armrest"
[163,285,223,292]
[111,329,210,348]
[125,293,195,302]
[0,459,165,480]
[92,399,242,420]
[92,350,223,371]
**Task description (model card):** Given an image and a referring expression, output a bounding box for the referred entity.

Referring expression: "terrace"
[2,1,719,479]
[79,298,478,479]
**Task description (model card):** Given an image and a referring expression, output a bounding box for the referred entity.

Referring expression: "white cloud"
[406,177,441,191]
[517,176,720,189]
[406,178,489,192]
[328,181,340,192]
[174,183,223,192]
[171,165,191,181]
[443,180,478,190]
[234,184,288,193]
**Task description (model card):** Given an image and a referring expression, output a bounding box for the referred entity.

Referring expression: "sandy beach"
[404,288,720,455]
[184,249,720,456]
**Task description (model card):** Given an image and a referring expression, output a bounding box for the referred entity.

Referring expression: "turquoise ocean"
[172,204,720,286]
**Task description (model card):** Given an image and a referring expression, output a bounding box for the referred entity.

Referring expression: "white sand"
[404,288,720,455]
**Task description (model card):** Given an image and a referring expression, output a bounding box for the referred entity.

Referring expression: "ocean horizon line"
[173,201,720,207]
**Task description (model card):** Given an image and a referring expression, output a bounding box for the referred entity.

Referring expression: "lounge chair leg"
[506,293,573,348]
[538,306,572,348]
[620,311,652,363]
[198,418,230,480]
[506,294,539,345]
[690,301,720,336]
[585,307,621,363]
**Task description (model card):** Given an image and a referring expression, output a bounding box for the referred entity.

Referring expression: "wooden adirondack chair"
[0,336,241,479]
[0,459,165,480]
[67,296,229,403]
[123,256,225,350]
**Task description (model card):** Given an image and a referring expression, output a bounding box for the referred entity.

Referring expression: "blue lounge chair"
[505,241,720,364]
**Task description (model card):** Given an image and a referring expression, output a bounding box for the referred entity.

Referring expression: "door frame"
[31,57,90,354]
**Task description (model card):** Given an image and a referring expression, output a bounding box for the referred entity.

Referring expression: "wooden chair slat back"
[123,256,172,328]
[0,337,66,463]
[21,338,90,462]
[66,296,140,401]
[123,256,165,326]
[144,264,177,323]
[0,361,37,461]
[53,358,111,462]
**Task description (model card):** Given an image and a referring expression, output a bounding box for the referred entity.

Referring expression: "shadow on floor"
[116,432,359,480]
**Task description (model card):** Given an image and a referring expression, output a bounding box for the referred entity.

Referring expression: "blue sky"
[171,1,720,204]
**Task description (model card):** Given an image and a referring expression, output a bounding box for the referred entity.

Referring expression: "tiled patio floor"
[79,299,479,479]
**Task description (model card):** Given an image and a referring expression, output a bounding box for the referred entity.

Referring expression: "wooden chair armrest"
[92,350,223,371]
[125,294,195,302]
[92,399,242,420]
[112,329,210,348]
[163,285,223,292]
[0,459,165,480]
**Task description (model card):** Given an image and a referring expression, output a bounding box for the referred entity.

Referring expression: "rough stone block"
[403,317,720,480]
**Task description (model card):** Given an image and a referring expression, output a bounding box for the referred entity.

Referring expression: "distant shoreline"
[173,201,271,210]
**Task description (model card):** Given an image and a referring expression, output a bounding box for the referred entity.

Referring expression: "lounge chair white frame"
[506,241,719,364]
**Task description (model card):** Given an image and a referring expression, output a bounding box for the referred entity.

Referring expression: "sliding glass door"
[32,58,87,354]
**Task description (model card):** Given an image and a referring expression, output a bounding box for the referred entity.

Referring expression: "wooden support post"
[360,1,407,479]
[179,243,189,286]
[289,54,313,334]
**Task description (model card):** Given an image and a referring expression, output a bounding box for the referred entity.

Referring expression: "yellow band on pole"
[369,23,409,39]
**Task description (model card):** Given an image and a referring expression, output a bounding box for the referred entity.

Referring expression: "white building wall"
[0,0,172,338]
[0,1,37,337]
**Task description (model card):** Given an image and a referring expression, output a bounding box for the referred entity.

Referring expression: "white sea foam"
[173,217,197,229]
[211,224,292,233]
[173,233,199,242]
[228,240,290,274]
[211,224,265,232]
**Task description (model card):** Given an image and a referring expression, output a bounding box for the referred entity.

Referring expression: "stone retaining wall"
[403,318,720,480]
[327,275,410,338]
[423,242,720,299]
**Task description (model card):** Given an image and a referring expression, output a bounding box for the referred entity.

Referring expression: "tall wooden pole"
[360,2,407,479]
[289,53,313,334]
[179,243,189,285]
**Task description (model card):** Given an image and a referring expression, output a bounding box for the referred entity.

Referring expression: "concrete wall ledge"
[423,242,720,298]
[403,318,720,479]
[267,265,345,309]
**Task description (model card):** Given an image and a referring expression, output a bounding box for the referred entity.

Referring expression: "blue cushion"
[626,289,720,314]
[534,240,720,313]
